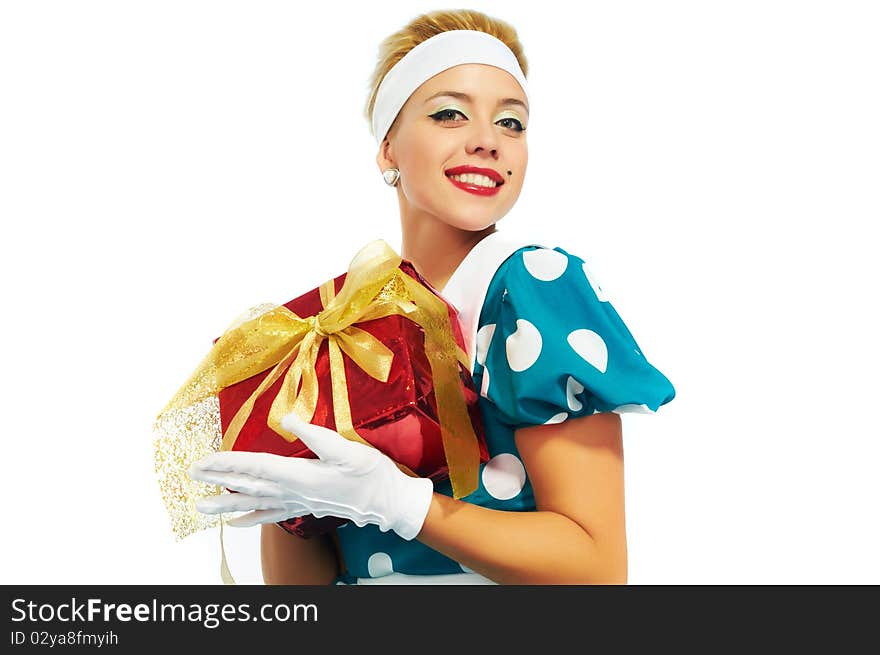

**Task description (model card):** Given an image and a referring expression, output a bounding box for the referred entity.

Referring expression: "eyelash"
[429,108,526,133]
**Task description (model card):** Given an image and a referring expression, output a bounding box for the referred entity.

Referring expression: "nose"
[465,121,500,159]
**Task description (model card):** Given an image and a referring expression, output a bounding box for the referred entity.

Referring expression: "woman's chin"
[434,207,502,232]
[441,218,499,233]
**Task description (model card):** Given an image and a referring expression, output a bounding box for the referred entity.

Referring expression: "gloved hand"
[188,412,435,541]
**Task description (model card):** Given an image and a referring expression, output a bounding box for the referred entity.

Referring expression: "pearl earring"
[383,168,400,187]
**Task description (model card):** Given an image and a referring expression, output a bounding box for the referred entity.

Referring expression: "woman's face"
[377,63,529,232]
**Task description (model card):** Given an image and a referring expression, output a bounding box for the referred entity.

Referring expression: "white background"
[2,0,878,585]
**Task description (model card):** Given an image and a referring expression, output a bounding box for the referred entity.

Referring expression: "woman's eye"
[430,108,467,122]
[498,117,525,132]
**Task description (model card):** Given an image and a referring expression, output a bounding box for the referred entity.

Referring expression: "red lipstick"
[445,165,504,197]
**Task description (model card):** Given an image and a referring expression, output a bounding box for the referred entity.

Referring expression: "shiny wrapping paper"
[154,239,488,543]
[219,260,488,537]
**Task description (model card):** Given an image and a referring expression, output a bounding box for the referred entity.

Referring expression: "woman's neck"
[399,216,497,294]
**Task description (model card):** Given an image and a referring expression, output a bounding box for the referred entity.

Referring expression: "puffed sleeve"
[476,246,676,429]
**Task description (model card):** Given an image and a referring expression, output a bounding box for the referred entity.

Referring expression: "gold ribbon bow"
[153,239,481,547]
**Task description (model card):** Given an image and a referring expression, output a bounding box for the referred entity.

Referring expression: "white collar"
[438,231,545,372]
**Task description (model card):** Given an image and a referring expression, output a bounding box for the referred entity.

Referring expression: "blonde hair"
[364,9,529,142]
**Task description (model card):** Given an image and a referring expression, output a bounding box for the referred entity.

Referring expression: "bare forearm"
[261,524,339,585]
[416,493,627,584]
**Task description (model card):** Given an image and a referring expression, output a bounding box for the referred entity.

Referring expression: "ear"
[376,138,395,173]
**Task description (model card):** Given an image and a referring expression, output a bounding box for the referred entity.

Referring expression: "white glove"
[188,412,435,541]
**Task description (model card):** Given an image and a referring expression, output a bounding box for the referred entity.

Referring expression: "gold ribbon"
[158,239,480,521]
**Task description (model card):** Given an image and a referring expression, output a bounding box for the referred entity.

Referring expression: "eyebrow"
[424,90,529,115]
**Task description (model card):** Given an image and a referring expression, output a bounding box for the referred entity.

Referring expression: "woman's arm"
[416,411,627,584]
[261,524,341,585]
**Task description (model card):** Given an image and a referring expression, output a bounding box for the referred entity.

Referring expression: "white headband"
[372,29,529,146]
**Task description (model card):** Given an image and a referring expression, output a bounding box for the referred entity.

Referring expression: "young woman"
[189,9,675,585]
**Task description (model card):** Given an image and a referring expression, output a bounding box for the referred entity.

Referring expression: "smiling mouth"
[445,173,503,196]
[445,172,503,188]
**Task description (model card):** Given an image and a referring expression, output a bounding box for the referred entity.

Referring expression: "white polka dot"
[544,412,568,424]
[367,552,394,578]
[476,323,496,366]
[480,365,491,398]
[613,403,656,414]
[506,319,542,372]
[523,248,568,281]
[582,261,609,301]
[566,376,585,411]
[481,453,527,500]
[567,329,608,373]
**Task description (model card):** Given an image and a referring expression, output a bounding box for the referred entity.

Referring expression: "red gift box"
[213,255,488,538]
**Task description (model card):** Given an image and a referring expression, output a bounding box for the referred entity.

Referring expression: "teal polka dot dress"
[331,241,675,584]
